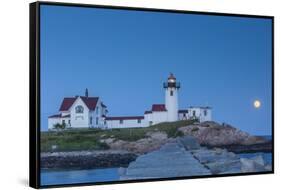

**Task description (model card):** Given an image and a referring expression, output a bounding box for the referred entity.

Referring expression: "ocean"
[41,167,120,186]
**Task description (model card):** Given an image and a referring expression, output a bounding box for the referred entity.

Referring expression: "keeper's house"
[48,74,212,130]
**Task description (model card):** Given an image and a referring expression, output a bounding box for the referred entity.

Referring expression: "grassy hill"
[41,119,197,152]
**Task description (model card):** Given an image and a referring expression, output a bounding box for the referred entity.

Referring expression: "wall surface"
[0,0,280,190]
[106,119,145,128]
[70,97,90,128]
[150,111,166,124]
[165,88,179,121]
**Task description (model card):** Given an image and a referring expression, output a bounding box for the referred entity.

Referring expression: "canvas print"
[38,3,273,187]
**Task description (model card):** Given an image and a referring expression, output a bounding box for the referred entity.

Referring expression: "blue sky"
[40,5,272,135]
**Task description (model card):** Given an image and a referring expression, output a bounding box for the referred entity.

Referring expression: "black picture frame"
[29,1,274,189]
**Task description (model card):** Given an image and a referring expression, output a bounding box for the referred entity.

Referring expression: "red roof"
[152,104,167,112]
[106,116,144,120]
[80,96,99,110]
[178,110,188,113]
[59,98,76,111]
[59,96,99,111]
[48,114,70,118]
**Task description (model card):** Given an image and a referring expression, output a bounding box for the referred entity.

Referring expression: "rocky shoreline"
[101,121,271,154]
[41,150,137,170]
[41,121,272,170]
[41,140,272,170]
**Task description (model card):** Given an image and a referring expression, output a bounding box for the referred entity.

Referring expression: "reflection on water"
[41,167,120,186]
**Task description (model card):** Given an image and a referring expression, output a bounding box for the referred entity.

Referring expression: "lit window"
[75,105,84,113]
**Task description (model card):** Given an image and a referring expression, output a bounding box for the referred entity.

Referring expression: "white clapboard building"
[48,74,212,130]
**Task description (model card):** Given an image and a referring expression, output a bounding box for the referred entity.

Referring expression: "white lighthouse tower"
[164,73,180,121]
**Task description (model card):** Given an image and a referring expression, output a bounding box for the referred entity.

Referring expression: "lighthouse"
[164,73,180,121]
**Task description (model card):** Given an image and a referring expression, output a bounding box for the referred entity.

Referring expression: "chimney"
[85,88,88,97]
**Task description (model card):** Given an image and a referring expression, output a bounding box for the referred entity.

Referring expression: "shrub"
[53,123,66,130]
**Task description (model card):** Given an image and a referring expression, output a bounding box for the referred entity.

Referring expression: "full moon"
[253,100,261,108]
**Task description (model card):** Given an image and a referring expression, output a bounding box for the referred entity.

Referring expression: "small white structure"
[48,74,212,130]
[187,106,212,122]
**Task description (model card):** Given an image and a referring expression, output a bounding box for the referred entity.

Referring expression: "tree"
[53,123,66,131]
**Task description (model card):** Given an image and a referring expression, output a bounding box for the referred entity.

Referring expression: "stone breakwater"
[120,136,272,180]
[41,150,137,169]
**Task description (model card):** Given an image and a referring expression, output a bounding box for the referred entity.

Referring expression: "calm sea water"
[41,168,120,186]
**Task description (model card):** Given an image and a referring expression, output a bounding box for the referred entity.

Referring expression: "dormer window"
[75,105,84,113]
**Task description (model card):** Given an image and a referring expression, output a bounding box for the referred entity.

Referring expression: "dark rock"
[213,142,272,153]
[41,151,137,169]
